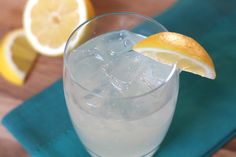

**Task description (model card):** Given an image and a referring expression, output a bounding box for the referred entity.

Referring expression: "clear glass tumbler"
[64,12,179,157]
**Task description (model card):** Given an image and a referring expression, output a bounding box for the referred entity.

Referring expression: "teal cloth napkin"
[2,0,236,156]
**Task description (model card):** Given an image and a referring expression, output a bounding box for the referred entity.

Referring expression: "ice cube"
[68,30,172,99]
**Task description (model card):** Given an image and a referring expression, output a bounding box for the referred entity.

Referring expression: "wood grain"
[0,0,235,157]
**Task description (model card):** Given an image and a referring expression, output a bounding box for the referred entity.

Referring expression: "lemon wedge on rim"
[133,32,216,79]
[0,29,38,86]
[23,0,95,56]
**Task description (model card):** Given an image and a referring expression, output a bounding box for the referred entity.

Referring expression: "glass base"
[87,146,159,157]
[141,146,159,157]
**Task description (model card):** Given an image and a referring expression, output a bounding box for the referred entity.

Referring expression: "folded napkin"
[2,0,236,156]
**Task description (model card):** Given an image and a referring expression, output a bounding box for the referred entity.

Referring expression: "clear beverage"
[64,13,179,157]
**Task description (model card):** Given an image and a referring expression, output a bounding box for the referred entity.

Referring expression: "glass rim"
[64,12,177,99]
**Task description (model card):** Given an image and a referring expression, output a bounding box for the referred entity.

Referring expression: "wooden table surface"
[0,0,235,156]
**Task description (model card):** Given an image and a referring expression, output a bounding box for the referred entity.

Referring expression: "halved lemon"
[133,32,216,79]
[0,29,38,86]
[23,0,95,56]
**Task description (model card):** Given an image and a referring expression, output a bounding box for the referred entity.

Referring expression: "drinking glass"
[64,12,179,157]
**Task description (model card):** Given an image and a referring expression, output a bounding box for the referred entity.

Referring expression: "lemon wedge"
[133,32,216,79]
[23,0,95,56]
[0,29,38,86]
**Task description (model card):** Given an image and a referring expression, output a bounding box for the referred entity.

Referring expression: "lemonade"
[63,12,216,157]
[64,30,179,157]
